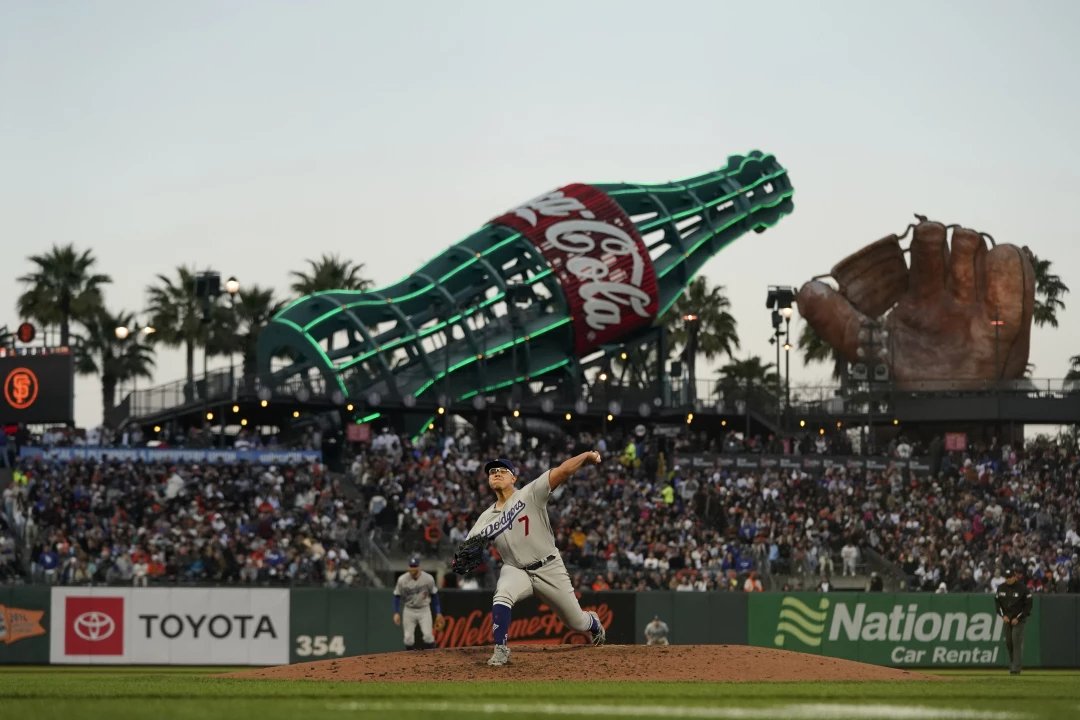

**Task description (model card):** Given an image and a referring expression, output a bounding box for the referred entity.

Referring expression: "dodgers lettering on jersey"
[467,470,559,570]
[394,571,438,610]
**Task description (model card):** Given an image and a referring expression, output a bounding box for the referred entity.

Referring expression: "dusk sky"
[2,0,1077,429]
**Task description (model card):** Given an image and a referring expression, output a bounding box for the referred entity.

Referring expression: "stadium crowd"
[2,423,1078,595]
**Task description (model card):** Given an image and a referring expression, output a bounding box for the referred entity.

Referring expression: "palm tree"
[289,254,373,296]
[1027,250,1069,328]
[718,356,780,395]
[231,284,286,391]
[75,307,156,427]
[145,266,206,395]
[17,244,111,347]
[798,322,847,381]
[717,355,781,436]
[288,254,373,354]
[663,277,740,398]
[1067,355,1080,382]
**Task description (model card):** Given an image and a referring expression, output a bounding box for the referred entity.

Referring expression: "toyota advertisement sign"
[50,588,289,665]
[65,596,124,655]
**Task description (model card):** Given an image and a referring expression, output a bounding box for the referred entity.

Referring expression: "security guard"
[994,564,1033,675]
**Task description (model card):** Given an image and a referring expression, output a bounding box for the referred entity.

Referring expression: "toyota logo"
[73,611,116,642]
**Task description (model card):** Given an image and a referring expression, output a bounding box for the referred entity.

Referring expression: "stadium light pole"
[194,271,220,410]
[682,313,700,405]
[225,276,240,401]
[766,286,796,432]
[781,305,793,421]
[770,309,782,429]
[114,322,155,418]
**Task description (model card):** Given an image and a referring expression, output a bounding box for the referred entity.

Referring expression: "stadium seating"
[2,427,1077,594]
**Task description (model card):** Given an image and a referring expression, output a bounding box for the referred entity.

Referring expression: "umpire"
[994,563,1033,675]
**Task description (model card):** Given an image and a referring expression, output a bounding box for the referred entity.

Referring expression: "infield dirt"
[223,644,937,682]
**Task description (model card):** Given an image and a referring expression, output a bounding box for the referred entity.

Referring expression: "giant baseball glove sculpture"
[449,534,487,576]
[797,217,1035,387]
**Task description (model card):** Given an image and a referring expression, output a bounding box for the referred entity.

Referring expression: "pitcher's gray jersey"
[394,570,438,610]
[467,471,557,569]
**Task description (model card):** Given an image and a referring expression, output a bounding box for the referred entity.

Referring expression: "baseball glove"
[433,614,447,633]
[797,217,1035,387]
[449,534,487,575]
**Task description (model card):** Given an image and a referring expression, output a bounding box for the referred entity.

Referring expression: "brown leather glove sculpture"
[797,217,1035,388]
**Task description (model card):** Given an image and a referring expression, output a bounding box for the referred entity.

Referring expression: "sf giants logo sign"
[3,367,39,410]
[493,184,659,354]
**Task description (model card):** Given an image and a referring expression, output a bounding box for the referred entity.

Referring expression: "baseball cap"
[408,557,420,567]
[484,458,517,476]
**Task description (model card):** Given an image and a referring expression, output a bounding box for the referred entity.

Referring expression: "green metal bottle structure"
[257,150,793,436]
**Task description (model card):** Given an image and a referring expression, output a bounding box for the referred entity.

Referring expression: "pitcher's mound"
[223,645,934,682]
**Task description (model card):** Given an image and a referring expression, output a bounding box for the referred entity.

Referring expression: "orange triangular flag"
[1,604,46,644]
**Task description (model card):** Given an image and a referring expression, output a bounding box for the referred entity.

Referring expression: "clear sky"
[2,0,1077,430]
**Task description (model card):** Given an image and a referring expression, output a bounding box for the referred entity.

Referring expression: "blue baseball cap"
[484,458,517,476]
[408,557,420,567]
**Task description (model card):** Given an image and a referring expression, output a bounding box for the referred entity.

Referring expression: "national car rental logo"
[773,596,830,648]
[66,596,124,655]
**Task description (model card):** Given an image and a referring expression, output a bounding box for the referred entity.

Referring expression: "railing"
[357,532,391,588]
[672,377,1079,406]
[112,369,333,426]
[112,362,1079,430]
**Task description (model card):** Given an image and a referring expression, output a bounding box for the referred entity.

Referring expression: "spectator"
[841,542,859,576]
[743,570,763,592]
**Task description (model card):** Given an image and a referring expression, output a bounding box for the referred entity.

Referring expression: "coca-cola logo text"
[494,185,658,355]
[545,218,652,331]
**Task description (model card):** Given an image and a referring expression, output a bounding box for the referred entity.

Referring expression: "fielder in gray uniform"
[644,615,670,645]
[468,452,607,667]
[393,557,443,650]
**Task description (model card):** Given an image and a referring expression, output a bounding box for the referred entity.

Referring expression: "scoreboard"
[0,350,74,424]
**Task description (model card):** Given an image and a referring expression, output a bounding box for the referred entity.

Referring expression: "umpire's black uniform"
[994,570,1033,674]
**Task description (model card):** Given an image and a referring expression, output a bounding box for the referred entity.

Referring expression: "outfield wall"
[1,587,1074,667]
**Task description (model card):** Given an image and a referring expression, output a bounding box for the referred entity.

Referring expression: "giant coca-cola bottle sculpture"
[258,150,793,434]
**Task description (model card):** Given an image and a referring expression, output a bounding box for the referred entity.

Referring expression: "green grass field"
[1,667,1078,720]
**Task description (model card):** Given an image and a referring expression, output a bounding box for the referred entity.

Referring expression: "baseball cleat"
[487,644,511,666]
[588,611,606,646]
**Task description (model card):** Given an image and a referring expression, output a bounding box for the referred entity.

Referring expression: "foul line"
[327,700,1027,719]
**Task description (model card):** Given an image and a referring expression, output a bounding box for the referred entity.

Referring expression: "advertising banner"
[0,586,50,664]
[945,432,968,451]
[748,593,1039,667]
[21,446,322,465]
[50,587,289,665]
[435,591,635,648]
[671,453,931,477]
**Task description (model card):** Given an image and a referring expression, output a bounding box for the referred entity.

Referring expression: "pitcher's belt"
[524,554,557,571]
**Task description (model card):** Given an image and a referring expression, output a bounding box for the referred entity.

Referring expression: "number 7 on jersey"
[517,515,530,536]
